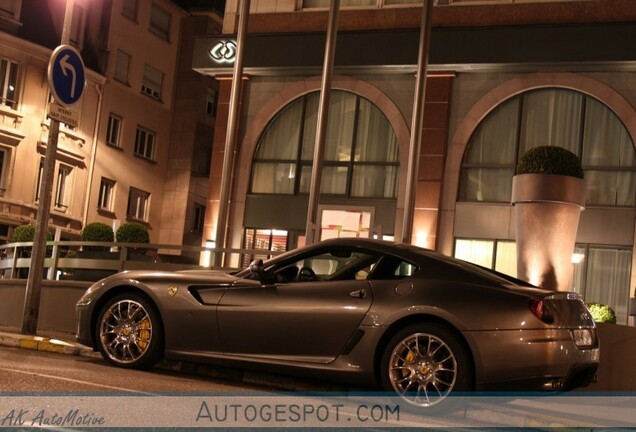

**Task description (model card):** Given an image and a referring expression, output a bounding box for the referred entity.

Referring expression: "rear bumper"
[465,328,600,391]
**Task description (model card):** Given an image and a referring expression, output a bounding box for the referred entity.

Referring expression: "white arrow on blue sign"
[47,45,86,106]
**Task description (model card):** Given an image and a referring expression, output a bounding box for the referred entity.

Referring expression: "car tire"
[380,323,473,411]
[95,292,164,369]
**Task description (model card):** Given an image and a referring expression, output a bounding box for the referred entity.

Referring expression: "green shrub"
[116,222,149,254]
[586,302,617,324]
[81,222,114,251]
[11,224,52,242]
[517,146,584,179]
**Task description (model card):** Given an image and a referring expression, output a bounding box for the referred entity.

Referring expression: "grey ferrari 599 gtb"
[76,238,599,408]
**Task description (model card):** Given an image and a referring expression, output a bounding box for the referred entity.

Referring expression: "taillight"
[529,299,554,324]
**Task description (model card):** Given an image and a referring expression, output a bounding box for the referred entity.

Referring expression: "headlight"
[76,296,93,307]
[572,328,594,348]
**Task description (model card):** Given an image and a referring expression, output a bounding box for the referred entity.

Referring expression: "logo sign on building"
[209,40,237,64]
[48,44,86,106]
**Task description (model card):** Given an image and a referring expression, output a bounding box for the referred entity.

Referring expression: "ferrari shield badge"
[168,286,178,297]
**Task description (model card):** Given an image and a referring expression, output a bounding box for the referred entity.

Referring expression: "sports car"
[75,238,599,408]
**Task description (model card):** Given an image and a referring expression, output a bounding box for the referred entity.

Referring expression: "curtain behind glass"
[459,98,518,202]
[464,98,519,165]
[300,92,356,161]
[583,97,636,206]
[454,239,494,268]
[325,92,356,161]
[256,99,303,160]
[584,247,631,324]
[495,241,517,277]
[519,89,582,156]
[355,98,398,162]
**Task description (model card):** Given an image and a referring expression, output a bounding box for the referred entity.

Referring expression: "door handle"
[350,289,366,299]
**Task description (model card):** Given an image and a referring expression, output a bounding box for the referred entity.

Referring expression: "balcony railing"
[0,241,281,281]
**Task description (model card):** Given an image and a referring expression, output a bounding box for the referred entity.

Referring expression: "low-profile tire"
[95,292,164,369]
[380,323,473,411]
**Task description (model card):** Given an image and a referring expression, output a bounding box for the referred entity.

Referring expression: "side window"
[367,255,419,280]
[271,249,380,283]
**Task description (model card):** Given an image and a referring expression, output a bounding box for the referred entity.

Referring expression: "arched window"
[459,88,636,206]
[456,88,636,324]
[250,90,399,199]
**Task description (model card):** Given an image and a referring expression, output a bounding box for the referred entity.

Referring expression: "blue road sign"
[47,45,85,106]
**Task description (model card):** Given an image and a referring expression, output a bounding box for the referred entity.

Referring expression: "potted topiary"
[116,222,150,259]
[512,146,586,291]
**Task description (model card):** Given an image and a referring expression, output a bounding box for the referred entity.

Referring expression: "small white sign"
[48,102,80,128]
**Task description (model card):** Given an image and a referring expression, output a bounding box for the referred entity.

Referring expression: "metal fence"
[0,241,281,281]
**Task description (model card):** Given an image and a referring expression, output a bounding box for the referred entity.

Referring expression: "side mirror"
[249,259,265,283]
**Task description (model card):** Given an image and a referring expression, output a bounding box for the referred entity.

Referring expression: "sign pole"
[21,0,79,335]
[21,120,60,334]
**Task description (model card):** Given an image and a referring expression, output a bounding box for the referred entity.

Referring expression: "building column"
[412,74,454,250]
[203,77,235,252]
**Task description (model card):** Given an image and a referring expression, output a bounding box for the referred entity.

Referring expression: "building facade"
[193,0,636,323]
[0,0,221,257]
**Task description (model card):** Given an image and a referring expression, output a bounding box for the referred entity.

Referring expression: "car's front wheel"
[96,293,163,369]
[380,323,473,409]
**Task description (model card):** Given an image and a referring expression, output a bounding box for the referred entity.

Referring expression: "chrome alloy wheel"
[99,299,153,365]
[388,332,458,407]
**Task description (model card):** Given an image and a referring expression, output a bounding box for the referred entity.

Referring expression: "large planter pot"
[512,173,586,291]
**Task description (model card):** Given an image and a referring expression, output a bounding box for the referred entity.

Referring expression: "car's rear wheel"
[96,293,163,369]
[380,323,473,409]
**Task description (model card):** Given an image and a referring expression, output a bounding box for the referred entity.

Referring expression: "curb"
[0,331,99,358]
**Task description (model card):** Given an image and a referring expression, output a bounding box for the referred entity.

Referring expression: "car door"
[217,248,376,363]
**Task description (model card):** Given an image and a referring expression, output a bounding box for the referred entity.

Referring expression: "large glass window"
[459,89,636,207]
[242,228,288,267]
[454,238,517,277]
[573,245,632,325]
[455,238,632,325]
[251,91,398,198]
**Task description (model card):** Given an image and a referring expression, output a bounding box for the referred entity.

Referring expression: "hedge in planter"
[116,222,150,255]
[81,222,114,252]
[11,224,52,243]
[586,302,617,324]
[517,145,584,179]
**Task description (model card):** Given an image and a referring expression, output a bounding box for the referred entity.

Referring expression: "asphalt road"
[0,345,263,393]
[0,346,483,429]
[2,345,624,429]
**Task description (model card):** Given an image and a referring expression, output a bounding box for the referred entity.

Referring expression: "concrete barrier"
[0,280,91,333]
[586,323,636,392]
